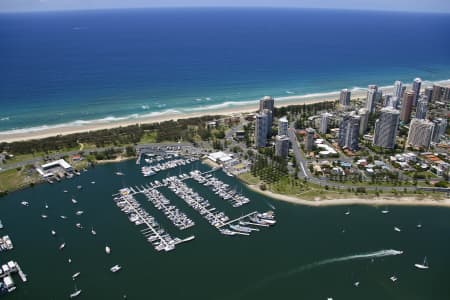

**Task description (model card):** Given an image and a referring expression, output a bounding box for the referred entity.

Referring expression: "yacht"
[51,230,56,236]
[345,210,351,216]
[72,272,81,280]
[75,210,84,216]
[41,214,48,219]
[115,172,124,176]
[414,257,429,270]
[381,209,390,214]
[417,223,423,229]
[45,202,49,209]
[354,281,360,287]
[69,285,82,298]
[76,223,83,229]
[71,198,78,204]
[91,181,96,184]
[21,201,29,206]
[68,258,72,264]
[105,245,111,254]
[77,185,82,190]
[59,242,66,250]
[110,265,122,273]
[60,215,68,219]
[63,190,68,193]
[390,275,398,282]
[394,227,401,232]
[91,226,97,235]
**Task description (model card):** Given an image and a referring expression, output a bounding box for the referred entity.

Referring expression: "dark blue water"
[1,8,450,132]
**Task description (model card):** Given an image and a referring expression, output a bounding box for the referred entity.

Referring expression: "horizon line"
[1,6,449,15]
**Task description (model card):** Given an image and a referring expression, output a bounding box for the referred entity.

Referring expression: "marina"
[113,188,194,252]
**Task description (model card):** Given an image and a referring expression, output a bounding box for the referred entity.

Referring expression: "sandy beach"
[246,184,450,208]
[1,79,449,143]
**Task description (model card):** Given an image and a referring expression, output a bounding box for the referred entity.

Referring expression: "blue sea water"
[0,8,450,133]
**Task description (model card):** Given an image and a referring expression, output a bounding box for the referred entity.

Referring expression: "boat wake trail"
[230,249,403,299]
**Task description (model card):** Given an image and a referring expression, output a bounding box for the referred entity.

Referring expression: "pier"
[217,211,258,228]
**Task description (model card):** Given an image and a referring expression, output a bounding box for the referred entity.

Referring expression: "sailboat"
[414,257,429,270]
[69,284,82,298]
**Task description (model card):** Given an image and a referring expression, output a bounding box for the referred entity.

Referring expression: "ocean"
[0,159,449,299]
[0,8,450,133]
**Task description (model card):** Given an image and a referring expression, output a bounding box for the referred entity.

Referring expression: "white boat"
[394,226,401,232]
[345,210,351,215]
[0,220,3,229]
[105,245,111,254]
[72,198,78,204]
[72,272,81,280]
[414,257,429,270]
[63,190,68,193]
[69,285,82,298]
[417,223,423,229]
[75,210,84,216]
[51,230,56,236]
[41,214,48,219]
[76,223,83,229]
[45,202,49,209]
[60,215,68,219]
[91,227,97,235]
[91,181,96,184]
[110,264,122,273]
[59,242,66,250]
[77,185,82,190]
[21,201,29,206]
[390,275,398,282]
[381,209,389,214]
[68,258,72,264]
[354,281,360,287]
[115,172,124,176]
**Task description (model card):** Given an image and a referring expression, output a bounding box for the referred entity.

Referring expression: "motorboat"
[105,245,111,254]
[72,272,80,280]
[59,242,66,250]
[110,265,122,273]
[394,227,401,232]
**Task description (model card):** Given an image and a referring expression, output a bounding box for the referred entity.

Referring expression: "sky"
[0,0,449,13]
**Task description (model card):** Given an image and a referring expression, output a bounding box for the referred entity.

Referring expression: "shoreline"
[245,184,450,208]
[1,79,449,143]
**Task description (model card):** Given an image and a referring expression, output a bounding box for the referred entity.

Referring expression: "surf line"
[232,249,403,299]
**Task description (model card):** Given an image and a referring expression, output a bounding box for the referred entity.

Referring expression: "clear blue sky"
[1,0,449,13]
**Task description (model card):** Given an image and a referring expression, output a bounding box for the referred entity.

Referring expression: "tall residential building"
[412,77,422,106]
[406,118,435,149]
[388,96,400,109]
[275,135,290,157]
[255,112,269,148]
[424,86,433,101]
[263,108,273,136]
[339,113,360,151]
[400,90,414,123]
[365,85,378,113]
[358,108,369,136]
[432,85,442,102]
[305,128,315,151]
[443,87,450,101]
[383,94,392,107]
[415,97,428,119]
[320,112,332,134]
[373,107,400,149]
[339,89,351,106]
[278,116,289,136]
[432,118,448,143]
[394,80,403,98]
[259,96,275,114]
